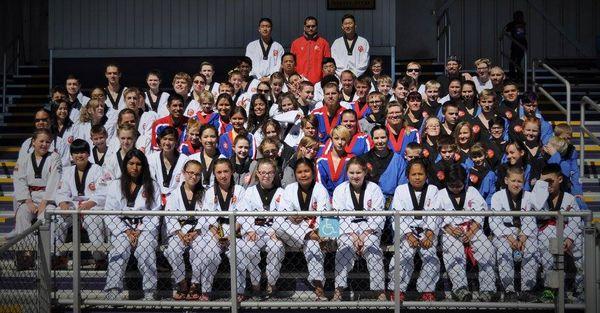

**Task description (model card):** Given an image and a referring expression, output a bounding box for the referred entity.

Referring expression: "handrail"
[2,35,22,113]
[580,96,600,178]
[436,9,450,63]
[499,32,528,91]
[532,60,571,124]
[0,219,42,255]
[525,0,590,57]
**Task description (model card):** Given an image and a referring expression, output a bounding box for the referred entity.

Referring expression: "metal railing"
[40,208,596,313]
[499,32,528,91]
[2,36,22,113]
[531,59,572,124]
[435,4,452,63]
[580,96,600,177]
[0,219,51,313]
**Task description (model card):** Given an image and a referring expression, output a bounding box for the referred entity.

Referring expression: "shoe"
[172,280,189,300]
[389,291,406,301]
[186,283,200,301]
[198,293,210,301]
[478,291,497,302]
[261,285,277,301]
[421,292,436,301]
[236,294,248,302]
[518,291,538,303]
[332,289,343,301]
[106,289,121,301]
[504,291,518,302]
[51,255,68,270]
[539,289,555,303]
[452,287,472,302]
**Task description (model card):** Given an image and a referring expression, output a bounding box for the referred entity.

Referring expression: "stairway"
[0,64,49,237]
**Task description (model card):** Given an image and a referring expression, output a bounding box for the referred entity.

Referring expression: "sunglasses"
[407,68,421,73]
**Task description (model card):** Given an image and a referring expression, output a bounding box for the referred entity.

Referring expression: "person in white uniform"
[389,159,440,301]
[437,164,497,302]
[274,157,329,300]
[164,160,212,301]
[239,158,286,299]
[490,165,545,302]
[55,139,108,270]
[330,14,370,77]
[331,157,386,301]
[245,18,285,80]
[201,158,249,301]
[104,149,161,301]
[13,129,62,270]
[536,164,584,302]
[102,123,138,182]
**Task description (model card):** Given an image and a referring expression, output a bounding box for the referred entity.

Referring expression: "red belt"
[161,194,168,206]
[29,186,46,192]
[539,219,568,232]
[458,221,478,267]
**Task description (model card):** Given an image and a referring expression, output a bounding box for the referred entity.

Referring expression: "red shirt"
[291,35,331,84]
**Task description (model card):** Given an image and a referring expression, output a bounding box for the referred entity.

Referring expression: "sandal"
[186,284,200,301]
[173,280,189,300]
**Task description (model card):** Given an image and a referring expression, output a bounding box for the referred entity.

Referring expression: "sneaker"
[421,292,436,301]
[452,287,472,302]
[478,291,497,302]
[143,292,155,301]
[540,289,555,303]
[504,291,518,302]
[518,291,538,303]
[389,291,406,301]
[106,289,120,301]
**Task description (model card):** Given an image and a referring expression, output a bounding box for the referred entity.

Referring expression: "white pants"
[54,207,106,260]
[493,235,538,292]
[275,221,325,282]
[335,233,384,290]
[15,202,58,253]
[388,236,439,292]
[199,236,248,294]
[165,233,213,284]
[242,229,285,287]
[538,225,583,291]
[105,229,158,293]
[442,231,495,292]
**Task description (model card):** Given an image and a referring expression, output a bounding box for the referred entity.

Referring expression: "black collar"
[105,86,124,110]
[75,162,92,196]
[260,38,274,60]
[216,183,234,212]
[449,189,466,211]
[408,183,429,215]
[126,184,142,207]
[298,181,316,211]
[92,146,106,166]
[31,152,51,179]
[160,151,179,188]
[343,34,358,56]
[257,184,278,211]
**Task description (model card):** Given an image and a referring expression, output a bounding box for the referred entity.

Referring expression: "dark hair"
[215,93,234,114]
[259,17,272,26]
[157,126,181,146]
[442,100,459,113]
[406,158,427,178]
[213,158,235,189]
[120,149,155,209]
[248,93,269,133]
[237,56,252,67]
[294,157,316,173]
[183,159,206,205]
[70,138,90,155]
[488,116,506,130]
[117,108,138,125]
[32,128,53,140]
[541,163,562,176]
[322,57,336,66]
[370,124,388,138]
[341,14,355,23]
[407,91,422,101]
[506,164,525,176]
[168,93,184,106]
[199,124,218,138]
[282,52,296,63]
[445,164,466,186]
[437,135,456,151]
[90,124,108,136]
[304,16,318,25]
[346,156,368,172]
[261,119,282,141]
[50,99,74,133]
[502,80,519,90]
[146,69,161,80]
[321,75,340,88]
[51,86,67,96]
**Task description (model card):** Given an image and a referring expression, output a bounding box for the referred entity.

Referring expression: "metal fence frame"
[41,208,596,313]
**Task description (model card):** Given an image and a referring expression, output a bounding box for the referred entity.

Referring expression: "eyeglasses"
[368,100,383,104]
[193,80,205,84]
[185,171,202,177]
[258,171,275,176]
[301,146,316,153]
[407,68,421,73]
[263,149,278,155]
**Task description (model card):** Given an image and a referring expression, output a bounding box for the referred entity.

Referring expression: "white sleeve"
[332,186,351,235]
[165,192,181,236]
[490,192,512,237]
[368,184,385,232]
[55,171,73,206]
[42,155,62,202]
[356,38,370,77]
[424,188,441,234]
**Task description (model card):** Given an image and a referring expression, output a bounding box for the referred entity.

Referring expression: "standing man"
[291,16,331,85]
[331,14,370,77]
[104,64,127,111]
[245,18,285,81]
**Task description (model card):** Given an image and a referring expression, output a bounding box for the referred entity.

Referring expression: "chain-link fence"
[0,219,51,313]
[43,209,596,313]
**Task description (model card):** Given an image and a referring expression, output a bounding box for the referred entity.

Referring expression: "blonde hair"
[549,136,569,154]
[172,72,192,86]
[554,123,573,138]
[331,125,351,141]
[479,89,496,101]
[474,58,491,68]
[198,90,214,105]
[186,119,201,133]
[377,75,392,85]
[79,99,104,123]
[425,80,441,90]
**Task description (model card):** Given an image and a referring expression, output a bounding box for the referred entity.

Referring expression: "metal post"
[393,212,401,313]
[390,46,396,82]
[72,212,81,313]
[229,212,238,313]
[49,49,53,95]
[531,59,536,90]
[2,53,6,112]
[555,213,565,313]
[500,36,504,69]
[447,14,451,59]
[580,101,585,177]
[584,213,596,313]
[523,50,528,92]
[38,218,52,313]
[566,80,571,125]
[16,39,20,76]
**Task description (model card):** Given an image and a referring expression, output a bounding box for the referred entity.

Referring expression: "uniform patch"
[312,201,317,210]
[187,109,194,116]
[422,149,430,158]
[469,174,479,184]
[487,149,495,159]
[232,195,237,204]
[472,125,480,133]
[358,45,364,53]
[458,110,465,117]
[273,50,279,57]
[514,125,523,133]
[436,170,445,181]
[505,111,513,119]
[88,182,96,191]
[142,191,147,198]
[367,199,372,208]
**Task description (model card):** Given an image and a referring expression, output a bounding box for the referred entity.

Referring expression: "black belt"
[254,218,273,227]
[351,218,368,223]
[217,217,230,225]
[411,226,425,234]
[179,218,198,227]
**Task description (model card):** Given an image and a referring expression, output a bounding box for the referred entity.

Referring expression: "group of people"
[12,14,585,304]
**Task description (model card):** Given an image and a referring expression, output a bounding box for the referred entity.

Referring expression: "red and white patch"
[312,201,317,210]
[358,46,364,53]
[232,195,237,204]
[142,191,147,198]
[223,142,229,151]
[469,174,479,184]
[275,194,281,203]
[514,125,523,133]
[187,109,194,116]
[175,173,181,183]
[422,149,430,158]
[88,182,96,191]
[273,50,279,57]
[367,199,372,208]
[467,199,475,208]
[436,170,445,181]
[458,110,465,117]
[487,149,495,159]
[472,125,480,134]
[366,162,373,172]
[214,196,218,204]
[314,45,320,50]
[67,136,74,144]
[505,111,513,119]
[422,111,429,118]
[454,153,462,162]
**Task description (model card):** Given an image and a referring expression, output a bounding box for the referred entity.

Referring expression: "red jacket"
[291,35,331,84]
